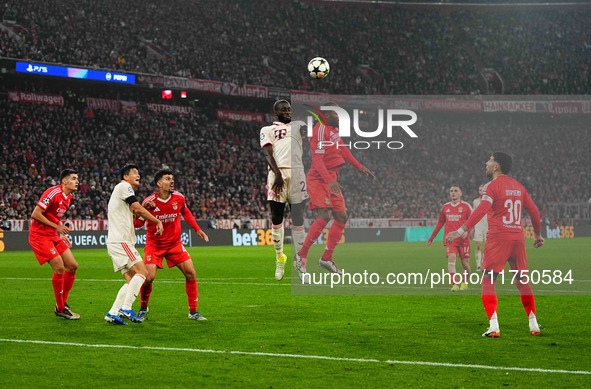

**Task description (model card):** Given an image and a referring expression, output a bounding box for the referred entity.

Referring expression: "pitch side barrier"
[0,225,585,252]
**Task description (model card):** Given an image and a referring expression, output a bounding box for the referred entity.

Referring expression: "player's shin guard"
[109,283,129,315]
[481,278,498,320]
[62,271,76,304]
[516,281,536,317]
[300,219,328,258]
[140,283,152,310]
[272,224,284,258]
[186,279,198,312]
[52,273,65,311]
[292,225,306,257]
[324,221,346,261]
[122,274,146,310]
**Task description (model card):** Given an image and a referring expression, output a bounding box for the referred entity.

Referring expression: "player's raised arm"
[130,202,163,235]
[445,195,491,244]
[339,145,376,180]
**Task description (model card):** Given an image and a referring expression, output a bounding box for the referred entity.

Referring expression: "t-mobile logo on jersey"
[305,105,418,150]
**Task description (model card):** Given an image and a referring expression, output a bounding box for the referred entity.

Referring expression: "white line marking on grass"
[0,338,589,375]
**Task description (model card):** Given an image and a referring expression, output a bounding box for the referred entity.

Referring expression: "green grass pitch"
[0,239,590,387]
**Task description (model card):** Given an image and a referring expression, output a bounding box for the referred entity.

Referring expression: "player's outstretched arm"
[131,202,163,235]
[181,206,209,242]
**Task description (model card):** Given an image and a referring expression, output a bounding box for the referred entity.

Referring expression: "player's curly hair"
[153,169,174,185]
[492,152,513,174]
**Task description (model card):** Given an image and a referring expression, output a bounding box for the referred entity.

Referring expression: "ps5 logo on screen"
[306,105,418,150]
[105,72,112,81]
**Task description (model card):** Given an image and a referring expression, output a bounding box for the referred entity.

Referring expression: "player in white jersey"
[472,184,488,271]
[260,100,309,282]
[104,164,163,325]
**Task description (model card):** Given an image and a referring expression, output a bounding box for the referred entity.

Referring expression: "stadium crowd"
[2,0,589,94]
[1,97,589,224]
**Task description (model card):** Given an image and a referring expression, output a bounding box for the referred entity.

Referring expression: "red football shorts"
[29,234,70,265]
[446,243,471,259]
[143,241,191,269]
[482,239,528,274]
[307,170,346,212]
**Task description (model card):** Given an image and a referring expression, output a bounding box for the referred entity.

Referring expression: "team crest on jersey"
[459,207,463,213]
[146,255,151,262]
[43,198,50,205]
[50,248,56,255]
[172,201,178,210]
[325,197,331,205]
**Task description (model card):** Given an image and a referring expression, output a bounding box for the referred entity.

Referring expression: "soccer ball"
[308,57,330,79]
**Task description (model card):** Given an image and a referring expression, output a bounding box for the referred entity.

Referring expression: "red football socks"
[52,273,65,311]
[481,278,498,320]
[62,271,76,304]
[324,221,346,261]
[140,283,153,309]
[449,272,456,285]
[186,280,198,312]
[299,219,328,258]
[516,281,536,317]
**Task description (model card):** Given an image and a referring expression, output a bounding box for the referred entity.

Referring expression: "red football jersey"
[429,201,473,245]
[478,176,538,241]
[309,122,346,172]
[30,185,72,237]
[142,191,188,248]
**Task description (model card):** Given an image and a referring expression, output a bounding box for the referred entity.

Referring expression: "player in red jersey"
[427,186,472,292]
[295,103,375,277]
[446,152,544,337]
[135,169,209,320]
[29,169,80,320]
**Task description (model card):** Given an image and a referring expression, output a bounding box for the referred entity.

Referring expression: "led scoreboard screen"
[16,62,136,84]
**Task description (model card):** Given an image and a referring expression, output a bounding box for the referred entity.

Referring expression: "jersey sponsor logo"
[43,198,50,205]
[447,215,461,222]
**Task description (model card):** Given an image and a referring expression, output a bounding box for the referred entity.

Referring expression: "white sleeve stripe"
[38,202,48,209]
[482,195,493,204]
[46,188,61,199]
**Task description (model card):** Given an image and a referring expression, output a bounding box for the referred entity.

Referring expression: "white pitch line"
[0,338,589,376]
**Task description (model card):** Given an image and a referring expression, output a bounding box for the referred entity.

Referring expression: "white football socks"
[292,225,306,256]
[109,283,129,315]
[272,224,284,258]
[529,311,540,332]
[121,274,146,310]
[489,311,500,332]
